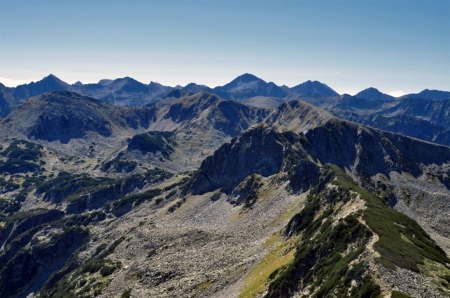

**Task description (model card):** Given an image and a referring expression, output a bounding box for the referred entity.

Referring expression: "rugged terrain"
[0,86,449,298]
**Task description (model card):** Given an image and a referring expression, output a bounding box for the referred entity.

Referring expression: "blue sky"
[0,0,449,95]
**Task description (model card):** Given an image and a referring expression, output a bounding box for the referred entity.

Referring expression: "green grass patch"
[239,234,299,298]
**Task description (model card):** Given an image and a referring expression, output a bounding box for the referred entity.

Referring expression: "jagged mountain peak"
[10,74,70,100]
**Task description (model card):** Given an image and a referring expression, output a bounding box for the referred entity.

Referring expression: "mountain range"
[0,75,450,298]
[5,74,449,109]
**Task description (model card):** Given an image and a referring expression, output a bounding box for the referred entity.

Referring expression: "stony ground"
[83,178,304,298]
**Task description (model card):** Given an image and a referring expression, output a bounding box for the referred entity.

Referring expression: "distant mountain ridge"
[212,73,288,100]
[5,73,344,106]
[4,74,449,113]
[355,87,395,101]
[11,74,70,100]
[401,89,450,101]
[8,76,175,106]
[290,80,340,97]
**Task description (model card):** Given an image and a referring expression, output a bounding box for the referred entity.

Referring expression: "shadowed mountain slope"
[0,83,22,118]
[0,91,156,144]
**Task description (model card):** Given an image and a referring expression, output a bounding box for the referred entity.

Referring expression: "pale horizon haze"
[0,0,449,96]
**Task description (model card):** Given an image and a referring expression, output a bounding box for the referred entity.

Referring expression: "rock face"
[185,124,297,194]
[302,119,450,180]
[185,117,450,197]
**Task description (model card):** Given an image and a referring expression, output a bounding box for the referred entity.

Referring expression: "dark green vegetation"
[265,169,378,297]
[265,165,450,297]
[127,131,176,159]
[34,168,173,214]
[231,174,263,209]
[0,140,44,174]
[121,288,132,298]
[0,140,43,162]
[391,290,413,298]
[328,166,450,272]
[38,236,125,298]
[0,224,90,298]
[101,157,137,173]
[105,188,163,216]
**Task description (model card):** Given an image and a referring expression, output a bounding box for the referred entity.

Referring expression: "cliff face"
[186,118,450,198]
[302,119,450,179]
[185,124,292,195]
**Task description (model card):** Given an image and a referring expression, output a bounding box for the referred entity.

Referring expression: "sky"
[0,0,449,96]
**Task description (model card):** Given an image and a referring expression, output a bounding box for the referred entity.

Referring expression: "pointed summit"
[11,74,70,100]
[233,73,264,84]
[291,80,339,97]
[217,73,266,91]
[355,87,394,101]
